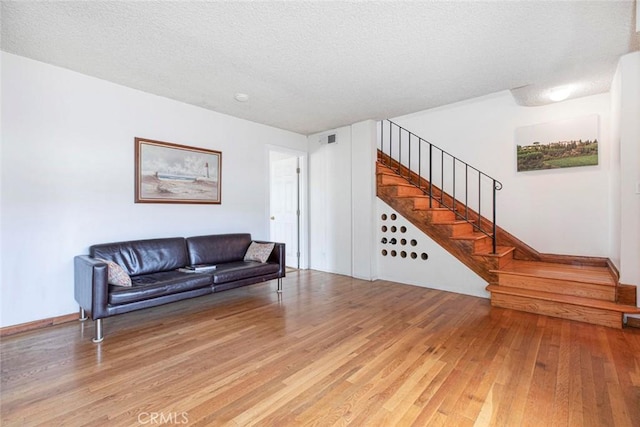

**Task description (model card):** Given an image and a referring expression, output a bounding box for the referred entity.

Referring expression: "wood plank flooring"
[2,270,640,426]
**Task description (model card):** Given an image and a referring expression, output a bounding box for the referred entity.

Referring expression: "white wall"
[351,120,377,280]
[613,52,640,290]
[376,200,488,298]
[307,126,352,275]
[609,55,622,273]
[392,91,612,258]
[0,52,4,321]
[308,88,621,300]
[0,53,307,327]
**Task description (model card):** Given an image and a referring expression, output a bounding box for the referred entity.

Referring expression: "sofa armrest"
[254,241,286,277]
[74,255,109,319]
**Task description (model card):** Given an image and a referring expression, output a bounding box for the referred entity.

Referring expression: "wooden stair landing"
[376,158,639,329]
[491,260,616,300]
[486,285,640,329]
[488,261,640,328]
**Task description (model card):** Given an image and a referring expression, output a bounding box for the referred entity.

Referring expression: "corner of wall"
[351,120,378,280]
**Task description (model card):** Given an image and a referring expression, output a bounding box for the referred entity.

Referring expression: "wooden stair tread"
[394,195,443,203]
[392,195,430,200]
[475,246,515,257]
[376,170,392,175]
[376,166,400,174]
[486,285,640,313]
[491,260,615,287]
[431,219,471,225]
[415,206,449,211]
[451,233,491,241]
[378,182,419,189]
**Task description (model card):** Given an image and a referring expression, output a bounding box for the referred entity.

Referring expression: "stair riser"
[379,176,443,197]
[378,185,424,198]
[475,252,513,270]
[453,236,492,254]
[491,293,623,329]
[391,196,422,214]
[413,198,445,210]
[473,238,492,253]
[378,174,412,185]
[617,284,637,306]
[392,186,424,197]
[497,274,616,301]
[376,164,395,173]
[442,222,474,237]
[410,210,475,236]
[427,210,456,222]
[472,239,494,255]
[496,253,514,269]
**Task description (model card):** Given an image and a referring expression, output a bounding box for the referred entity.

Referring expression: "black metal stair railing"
[378,119,503,254]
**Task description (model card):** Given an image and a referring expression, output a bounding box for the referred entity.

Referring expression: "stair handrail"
[379,119,503,254]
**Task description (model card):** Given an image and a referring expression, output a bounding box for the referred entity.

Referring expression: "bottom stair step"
[486,284,640,329]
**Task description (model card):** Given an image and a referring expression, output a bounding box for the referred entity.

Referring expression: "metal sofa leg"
[79,307,88,321]
[92,319,104,343]
[277,277,283,293]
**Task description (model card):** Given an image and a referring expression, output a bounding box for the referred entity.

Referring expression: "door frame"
[266,145,308,270]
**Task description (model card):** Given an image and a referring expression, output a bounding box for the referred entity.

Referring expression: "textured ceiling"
[2,1,638,135]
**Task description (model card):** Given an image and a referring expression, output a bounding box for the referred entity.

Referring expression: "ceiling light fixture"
[548,86,571,102]
[234,93,249,102]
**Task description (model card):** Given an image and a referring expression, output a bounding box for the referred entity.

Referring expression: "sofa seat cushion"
[212,261,279,285]
[108,270,212,305]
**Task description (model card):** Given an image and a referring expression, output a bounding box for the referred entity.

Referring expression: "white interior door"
[270,155,299,268]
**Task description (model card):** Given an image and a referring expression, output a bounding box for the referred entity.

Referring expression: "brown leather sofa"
[74,233,285,342]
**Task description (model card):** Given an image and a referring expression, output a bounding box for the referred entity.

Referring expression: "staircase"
[377,120,639,329]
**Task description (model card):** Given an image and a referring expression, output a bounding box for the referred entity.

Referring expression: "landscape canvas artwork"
[135,138,221,204]
[515,115,599,172]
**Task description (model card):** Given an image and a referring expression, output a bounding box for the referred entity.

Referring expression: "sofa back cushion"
[90,237,188,276]
[187,233,252,266]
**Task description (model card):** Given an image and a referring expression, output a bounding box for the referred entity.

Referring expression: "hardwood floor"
[2,270,639,426]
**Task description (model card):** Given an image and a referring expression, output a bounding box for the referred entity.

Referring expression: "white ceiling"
[2,1,638,135]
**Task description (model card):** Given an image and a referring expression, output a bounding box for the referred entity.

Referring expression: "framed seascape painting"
[515,115,599,172]
[135,138,222,204]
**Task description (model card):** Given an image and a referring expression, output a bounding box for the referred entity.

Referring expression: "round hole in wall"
[400,226,407,233]
[381,214,387,221]
[390,213,397,220]
[381,237,388,244]
[410,239,418,246]
[401,251,407,258]
[381,225,387,232]
[391,250,397,257]
[411,252,418,259]
[400,238,407,245]
[421,253,429,260]
[381,249,388,256]
[389,238,397,245]
[391,226,397,233]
